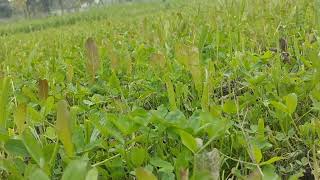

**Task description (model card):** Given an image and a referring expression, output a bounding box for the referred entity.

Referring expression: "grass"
[0,0,320,179]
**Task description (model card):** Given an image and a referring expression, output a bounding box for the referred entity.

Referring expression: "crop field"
[0,0,320,179]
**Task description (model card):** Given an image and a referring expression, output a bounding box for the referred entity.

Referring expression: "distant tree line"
[0,0,12,18]
[0,0,141,18]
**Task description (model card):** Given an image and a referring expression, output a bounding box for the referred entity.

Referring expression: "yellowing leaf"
[56,100,74,157]
[135,167,157,180]
[38,79,49,100]
[85,37,100,81]
[14,103,27,134]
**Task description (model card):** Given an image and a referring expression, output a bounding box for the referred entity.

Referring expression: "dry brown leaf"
[85,37,100,81]
[38,79,48,100]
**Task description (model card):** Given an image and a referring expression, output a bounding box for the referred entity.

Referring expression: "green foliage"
[0,0,319,179]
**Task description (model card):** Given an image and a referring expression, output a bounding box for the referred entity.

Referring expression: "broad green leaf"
[135,167,157,180]
[260,156,283,166]
[150,157,174,173]
[109,71,121,91]
[284,93,297,114]
[44,126,56,140]
[21,129,45,168]
[28,168,50,180]
[270,101,288,113]
[4,139,29,157]
[262,165,281,180]
[178,130,198,153]
[252,145,262,163]
[222,100,237,114]
[0,128,9,142]
[14,103,27,134]
[257,118,265,143]
[90,116,124,144]
[85,167,98,180]
[129,147,147,167]
[0,159,24,179]
[27,106,43,124]
[199,112,231,138]
[61,159,88,180]
[288,172,304,180]
[44,96,54,116]
[0,77,10,128]
[56,100,74,157]
[261,50,273,60]
[165,75,177,111]
[201,81,209,111]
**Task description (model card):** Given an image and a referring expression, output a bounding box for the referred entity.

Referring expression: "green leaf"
[288,172,304,180]
[61,159,88,180]
[28,168,50,180]
[43,96,54,116]
[165,75,177,111]
[27,106,43,124]
[14,103,27,134]
[109,71,121,91]
[0,159,24,179]
[260,156,283,166]
[56,100,74,157]
[0,128,9,142]
[178,130,198,153]
[270,101,288,113]
[262,165,281,180]
[21,129,45,168]
[199,112,231,139]
[150,157,174,173]
[0,77,10,128]
[284,93,297,114]
[135,167,157,180]
[257,118,265,143]
[252,145,262,163]
[261,50,273,60]
[4,139,29,157]
[85,167,98,180]
[129,147,147,167]
[222,100,237,114]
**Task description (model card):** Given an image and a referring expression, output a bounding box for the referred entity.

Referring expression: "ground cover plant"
[0,0,320,179]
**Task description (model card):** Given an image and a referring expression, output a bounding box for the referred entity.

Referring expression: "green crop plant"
[0,0,320,179]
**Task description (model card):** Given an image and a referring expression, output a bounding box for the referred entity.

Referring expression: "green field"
[0,0,320,179]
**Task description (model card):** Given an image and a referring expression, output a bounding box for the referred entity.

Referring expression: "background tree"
[41,0,51,14]
[0,0,12,18]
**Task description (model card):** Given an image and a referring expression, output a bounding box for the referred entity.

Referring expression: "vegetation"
[0,0,320,179]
